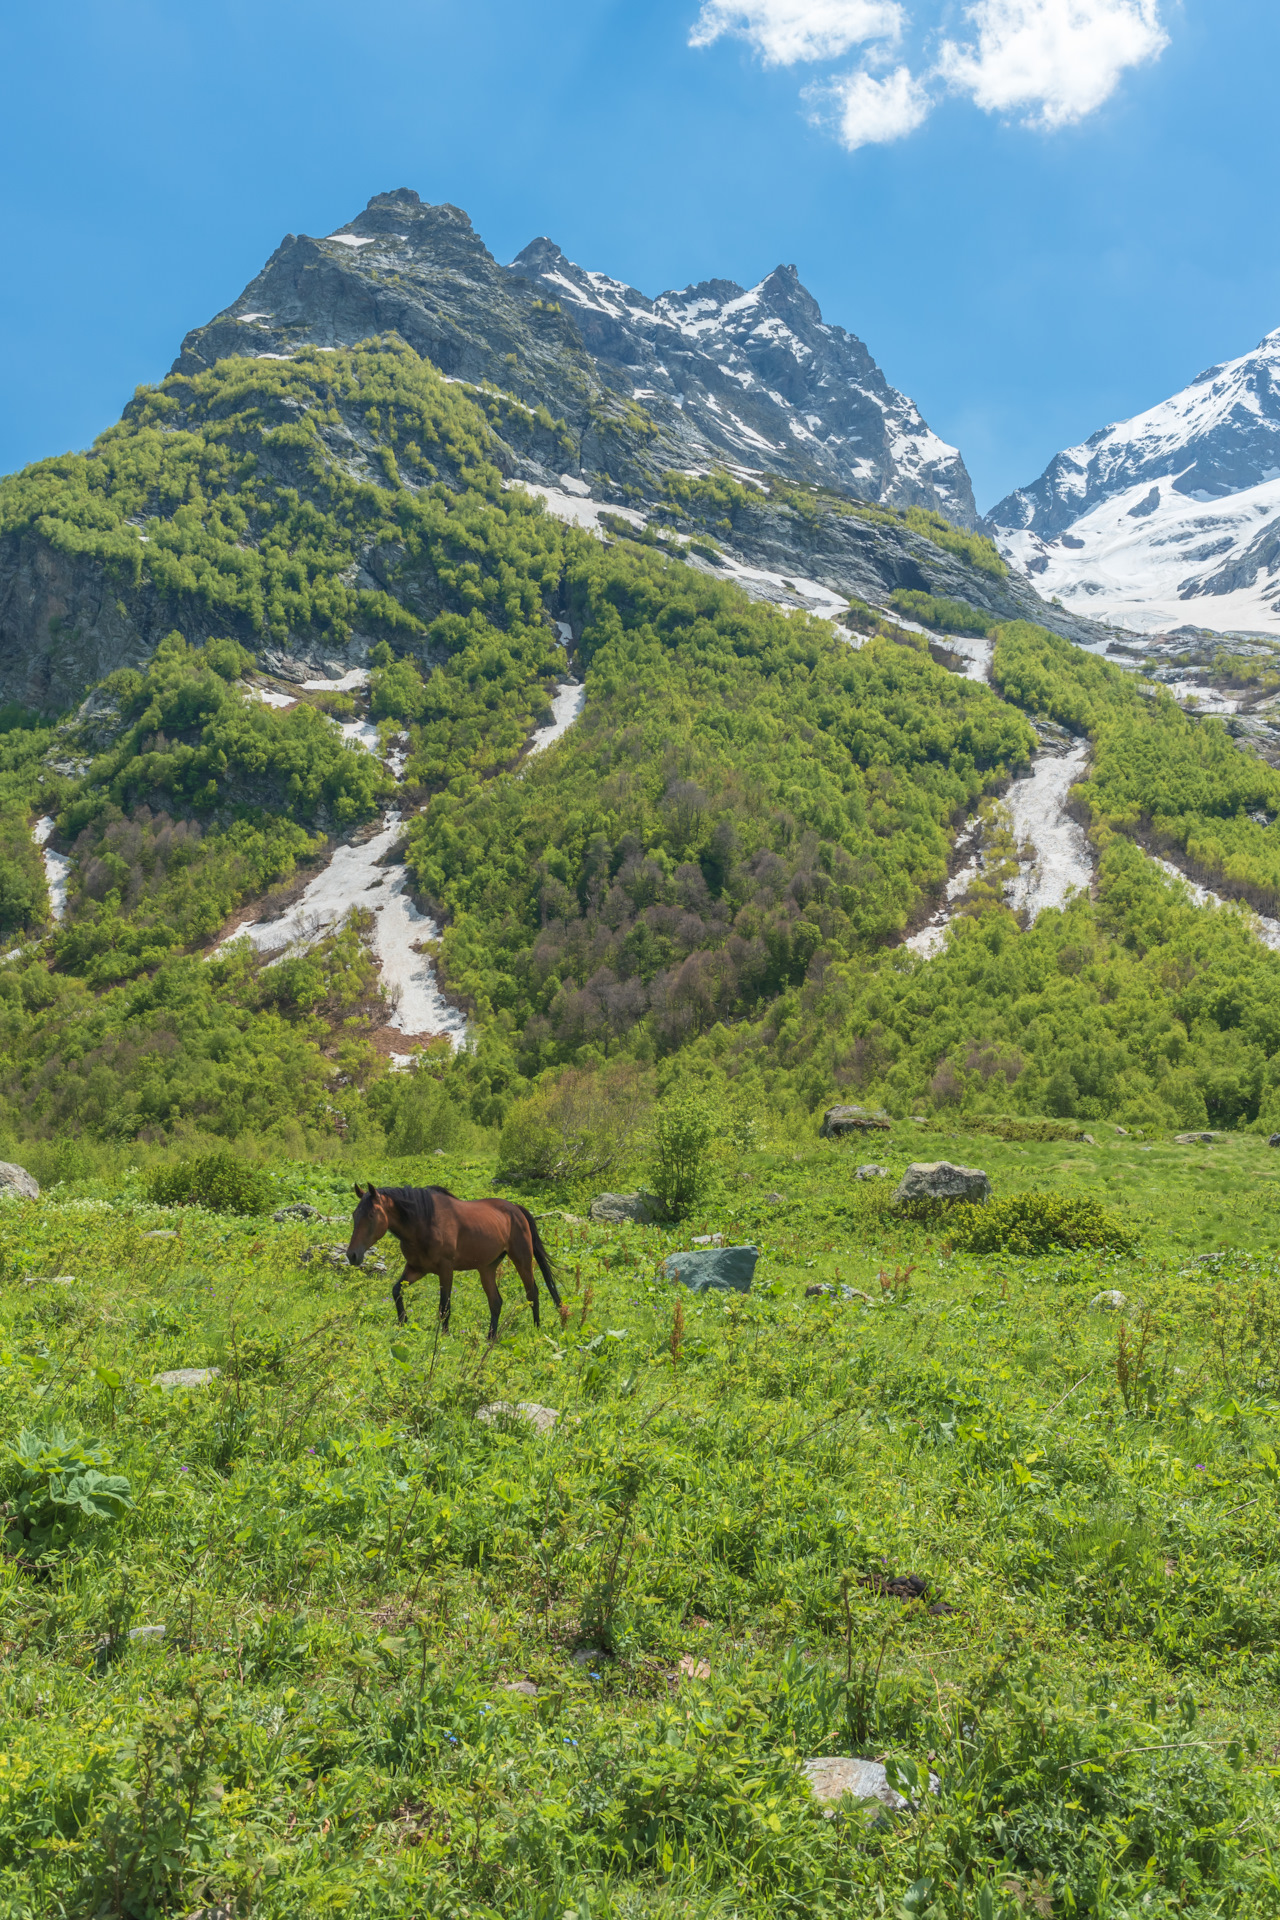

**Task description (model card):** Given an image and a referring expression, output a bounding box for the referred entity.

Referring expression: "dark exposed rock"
[589,1191,665,1225]
[661,1245,758,1293]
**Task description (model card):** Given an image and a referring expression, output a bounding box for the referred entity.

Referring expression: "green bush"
[948,1190,1138,1256]
[498,1063,652,1185]
[890,589,997,636]
[146,1149,271,1215]
[649,1092,717,1218]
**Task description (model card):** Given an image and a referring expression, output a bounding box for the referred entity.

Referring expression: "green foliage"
[368,1060,473,1155]
[902,506,1007,577]
[146,1148,273,1214]
[5,1427,133,1557]
[948,1189,1138,1254]
[891,589,997,635]
[995,620,1280,911]
[497,1062,652,1184]
[407,538,1032,1064]
[649,1090,717,1216]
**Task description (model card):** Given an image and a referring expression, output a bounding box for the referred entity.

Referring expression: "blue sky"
[1,0,1276,510]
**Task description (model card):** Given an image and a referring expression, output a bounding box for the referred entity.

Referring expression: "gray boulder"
[1268,1134,1280,1148]
[589,1191,665,1225]
[0,1161,38,1200]
[894,1161,991,1205]
[1175,1132,1218,1145]
[476,1401,559,1436]
[661,1245,759,1294]
[1090,1289,1134,1311]
[302,1244,387,1274]
[821,1105,891,1137]
[855,1164,890,1180]
[802,1756,939,1813]
[152,1368,221,1390]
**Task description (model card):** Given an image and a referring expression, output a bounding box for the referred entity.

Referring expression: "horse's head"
[348,1183,393,1266]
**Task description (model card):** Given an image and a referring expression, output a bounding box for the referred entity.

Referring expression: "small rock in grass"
[275,1202,322,1222]
[801,1756,938,1814]
[22,1274,74,1288]
[676,1655,710,1680]
[572,1648,606,1667]
[433,1149,447,1157]
[301,1243,387,1274]
[1115,1126,1128,1136]
[1174,1132,1218,1145]
[0,1162,38,1199]
[855,1164,889,1180]
[1089,1290,1131,1311]
[661,1245,758,1293]
[841,1287,875,1304]
[820,1104,891,1137]
[589,1191,665,1225]
[1081,1133,1096,1145]
[764,1191,785,1204]
[1268,1133,1280,1148]
[692,1232,725,1246]
[476,1401,559,1435]
[894,1161,991,1205]
[805,1283,835,1298]
[861,1570,931,1602]
[502,1679,538,1697]
[142,1230,177,1239]
[152,1368,220,1390]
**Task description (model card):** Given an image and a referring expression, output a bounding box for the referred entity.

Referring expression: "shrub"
[498,1063,652,1184]
[649,1091,717,1218]
[5,1427,134,1558]
[948,1190,1138,1256]
[146,1149,271,1215]
[383,1068,472,1156]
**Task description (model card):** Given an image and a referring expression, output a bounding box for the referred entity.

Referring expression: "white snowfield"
[230,813,467,1042]
[245,684,297,710]
[527,683,586,755]
[31,817,70,923]
[906,741,1093,957]
[998,471,1280,636]
[302,668,370,692]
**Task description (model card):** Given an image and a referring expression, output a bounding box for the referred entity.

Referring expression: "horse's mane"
[380,1185,455,1229]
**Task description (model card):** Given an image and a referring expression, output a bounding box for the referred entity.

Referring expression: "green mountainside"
[0,218,1279,1149]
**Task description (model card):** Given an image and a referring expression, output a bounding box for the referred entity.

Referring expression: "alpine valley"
[1,186,1280,1152]
[7,187,1280,1920]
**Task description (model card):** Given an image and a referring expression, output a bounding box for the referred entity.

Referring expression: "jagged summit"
[991,326,1280,633]
[177,190,976,524]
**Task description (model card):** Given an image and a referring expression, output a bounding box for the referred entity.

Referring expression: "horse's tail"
[517,1205,562,1308]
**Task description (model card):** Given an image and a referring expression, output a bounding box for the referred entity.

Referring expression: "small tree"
[649,1092,717,1218]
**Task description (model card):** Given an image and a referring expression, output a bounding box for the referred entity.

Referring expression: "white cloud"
[689,0,904,67]
[811,63,933,147]
[937,0,1169,128]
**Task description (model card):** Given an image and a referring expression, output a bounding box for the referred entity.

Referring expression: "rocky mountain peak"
[175,190,976,525]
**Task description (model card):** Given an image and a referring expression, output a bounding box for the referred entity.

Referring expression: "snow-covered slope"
[991,329,1280,634]
[510,239,975,523]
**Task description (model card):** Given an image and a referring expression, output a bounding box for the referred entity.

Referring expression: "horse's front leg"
[438,1267,454,1332]
[393,1266,423,1326]
[478,1263,503,1342]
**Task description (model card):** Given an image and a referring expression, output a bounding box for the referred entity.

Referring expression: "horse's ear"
[353,1182,365,1198]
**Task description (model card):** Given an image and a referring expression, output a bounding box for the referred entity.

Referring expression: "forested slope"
[0,334,1279,1145]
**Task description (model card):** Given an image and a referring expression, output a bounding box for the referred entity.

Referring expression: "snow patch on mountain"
[997,472,1280,635]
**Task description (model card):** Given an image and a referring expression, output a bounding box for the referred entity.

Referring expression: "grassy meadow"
[2,1122,1279,1918]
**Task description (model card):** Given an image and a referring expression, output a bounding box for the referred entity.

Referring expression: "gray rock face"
[0,193,1123,714]
[821,1105,890,1136]
[660,1245,759,1293]
[589,1192,665,1225]
[0,1161,38,1200]
[894,1161,991,1204]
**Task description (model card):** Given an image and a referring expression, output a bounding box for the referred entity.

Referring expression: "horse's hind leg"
[479,1264,503,1341]
[438,1268,454,1332]
[510,1245,541,1330]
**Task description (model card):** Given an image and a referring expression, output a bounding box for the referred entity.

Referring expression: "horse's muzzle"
[346,1247,365,1267]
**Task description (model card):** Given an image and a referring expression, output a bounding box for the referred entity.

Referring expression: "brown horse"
[346,1184,562,1338]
